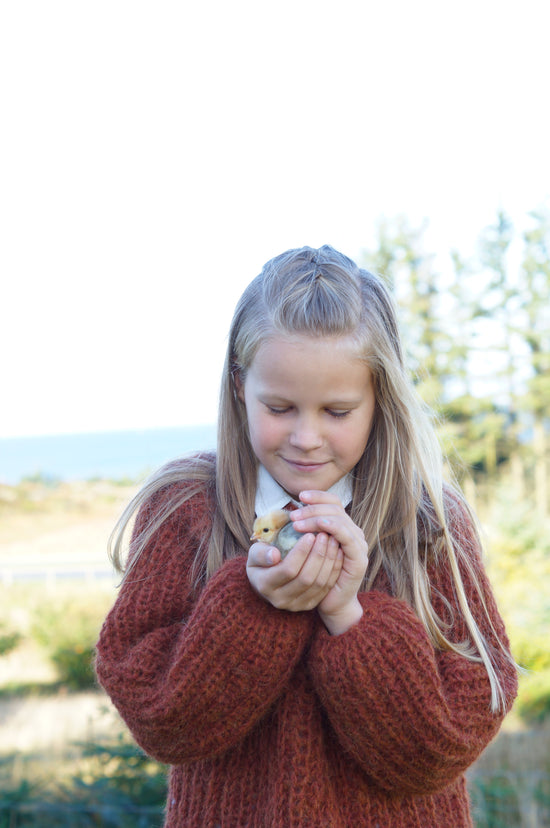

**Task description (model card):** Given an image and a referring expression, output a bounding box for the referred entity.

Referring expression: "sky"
[1,0,549,438]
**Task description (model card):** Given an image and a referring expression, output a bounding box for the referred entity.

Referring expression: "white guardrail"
[0,562,117,586]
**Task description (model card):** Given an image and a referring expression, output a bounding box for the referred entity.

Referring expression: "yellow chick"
[250,509,303,558]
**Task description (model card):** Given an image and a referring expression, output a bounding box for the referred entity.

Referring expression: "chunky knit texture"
[96,482,517,827]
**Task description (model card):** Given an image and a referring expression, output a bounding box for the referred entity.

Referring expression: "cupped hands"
[246,490,368,635]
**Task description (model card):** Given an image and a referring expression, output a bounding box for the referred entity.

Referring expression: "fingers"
[289,533,340,594]
[289,493,369,624]
[247,488,368,615]
[247,542,282,568]
[317,535,343,591]
[298,489,344,506]
[247,532,315,595]
[289,504,367,563]
[246,532,343,612]
[276,534,343,611]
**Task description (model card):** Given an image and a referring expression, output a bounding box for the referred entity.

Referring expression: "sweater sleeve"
[308,498,518,796]
[95,486,315,765]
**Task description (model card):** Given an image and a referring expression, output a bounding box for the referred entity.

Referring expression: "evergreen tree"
[520,207,550,516]
[362,215,447,407]
[362,208,550,511]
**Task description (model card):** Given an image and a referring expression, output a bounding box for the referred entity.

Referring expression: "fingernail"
[266,548,274,564]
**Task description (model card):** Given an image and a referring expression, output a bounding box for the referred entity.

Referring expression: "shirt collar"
[255,464,353,516]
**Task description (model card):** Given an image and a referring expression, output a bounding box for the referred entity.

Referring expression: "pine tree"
[362,215,446,407]
[520,207,550,516]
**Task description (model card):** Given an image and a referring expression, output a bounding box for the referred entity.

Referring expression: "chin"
[279,472,334,497]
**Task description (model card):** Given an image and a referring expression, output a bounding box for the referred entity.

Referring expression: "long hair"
[109,244,512,711]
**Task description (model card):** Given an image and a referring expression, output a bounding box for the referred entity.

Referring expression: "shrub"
[48,644,97,691]
[0,625,21,657]
[30,592,113,690]
[515,670,550,726]
[0,736,167,827]
[74,736,167,809]
[469,766,550,827]
[483,491,550,724]
[469,772,521,827]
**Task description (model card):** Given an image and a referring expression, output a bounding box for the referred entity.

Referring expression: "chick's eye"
[262,528,269,533]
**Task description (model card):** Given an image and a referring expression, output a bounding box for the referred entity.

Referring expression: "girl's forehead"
[248,334,371,389]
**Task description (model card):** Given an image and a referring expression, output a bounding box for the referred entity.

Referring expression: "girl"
[96,245,517,827]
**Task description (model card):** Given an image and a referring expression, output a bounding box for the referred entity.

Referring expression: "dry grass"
[0,479,136,545]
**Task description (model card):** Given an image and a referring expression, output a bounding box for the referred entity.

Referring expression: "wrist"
[318,599,363,636]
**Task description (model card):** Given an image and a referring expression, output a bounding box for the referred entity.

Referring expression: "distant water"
[0,425,217,484]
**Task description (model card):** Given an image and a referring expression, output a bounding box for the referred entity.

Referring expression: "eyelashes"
[266,406,352,419]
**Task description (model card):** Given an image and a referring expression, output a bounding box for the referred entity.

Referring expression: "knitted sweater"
[95,482,517,828]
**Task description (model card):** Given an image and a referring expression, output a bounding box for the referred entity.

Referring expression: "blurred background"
[1,0,549,824]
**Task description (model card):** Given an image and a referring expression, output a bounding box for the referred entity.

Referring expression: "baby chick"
[250,509,304,558]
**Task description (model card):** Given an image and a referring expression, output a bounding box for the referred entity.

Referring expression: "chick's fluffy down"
[250,509,304,557]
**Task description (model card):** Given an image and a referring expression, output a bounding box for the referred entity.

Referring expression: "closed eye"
[267,405,352,418]
[267,406,291,415]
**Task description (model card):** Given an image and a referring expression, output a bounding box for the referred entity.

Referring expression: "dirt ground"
[0,689,123,754]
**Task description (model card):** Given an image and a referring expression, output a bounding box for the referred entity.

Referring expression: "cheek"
[247,412,283,453]
[336,420,372,461]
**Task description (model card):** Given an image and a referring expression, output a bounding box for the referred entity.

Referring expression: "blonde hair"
[110,245,513,711]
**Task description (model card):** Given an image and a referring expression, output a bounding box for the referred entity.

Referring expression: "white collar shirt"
[255,464,353,516]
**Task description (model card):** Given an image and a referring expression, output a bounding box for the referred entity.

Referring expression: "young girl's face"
[238,334,376,499]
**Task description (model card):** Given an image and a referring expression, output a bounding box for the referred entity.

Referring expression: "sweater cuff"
[201,555,317,652]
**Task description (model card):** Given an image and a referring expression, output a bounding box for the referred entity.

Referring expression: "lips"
[283,459,328,471]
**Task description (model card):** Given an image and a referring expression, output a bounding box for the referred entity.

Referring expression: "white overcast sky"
[1,0,549,437]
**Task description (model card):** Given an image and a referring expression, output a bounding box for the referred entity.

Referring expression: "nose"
[289,416,323,452]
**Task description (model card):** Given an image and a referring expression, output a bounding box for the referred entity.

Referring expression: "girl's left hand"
[290,490,369,635]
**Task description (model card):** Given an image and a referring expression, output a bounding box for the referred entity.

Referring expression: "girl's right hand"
[246,532,343,613]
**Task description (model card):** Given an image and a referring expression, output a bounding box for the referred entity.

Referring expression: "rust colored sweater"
[95,482,517,827]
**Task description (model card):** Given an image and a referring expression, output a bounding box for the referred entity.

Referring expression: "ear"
[232,367,245,403]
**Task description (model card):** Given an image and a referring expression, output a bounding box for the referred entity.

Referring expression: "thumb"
[247,542,282,567]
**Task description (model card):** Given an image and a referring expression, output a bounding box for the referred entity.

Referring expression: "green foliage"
[484,489,550,724]
[48,645,96,691]
[0,756,46,826]
[362,208,550,514]
[31,594,113,690]
[0,736,166,827]
[74,736,167,809]
[2,736,550,827]
[469,770,550,827]
[469,773,521,828]
[0,625,21,657]
[363,209,550,725]
[438,398,511,478]
[515,671,550,726]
